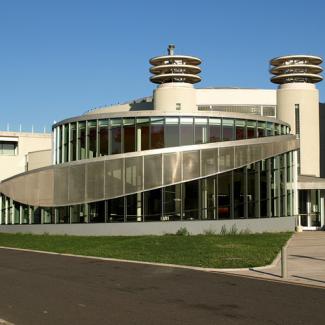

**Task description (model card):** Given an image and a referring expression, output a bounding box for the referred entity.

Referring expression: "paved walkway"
[225,231,325,288]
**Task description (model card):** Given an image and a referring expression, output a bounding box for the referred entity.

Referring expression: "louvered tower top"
[149,45,202,84]
[270,55,323,84]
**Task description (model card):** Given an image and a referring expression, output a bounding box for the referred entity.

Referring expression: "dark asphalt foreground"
[0,249,324,325]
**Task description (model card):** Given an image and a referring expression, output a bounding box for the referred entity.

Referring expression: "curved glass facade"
[54,116,290,164]
[0,152,294,225]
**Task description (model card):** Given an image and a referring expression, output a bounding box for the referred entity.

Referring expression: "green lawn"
[0,232,292,268]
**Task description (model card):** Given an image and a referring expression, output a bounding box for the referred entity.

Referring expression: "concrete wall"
[0,131,52,181]
[319,103,325,178]
[277,83,320,177]
[196,88,276,106]
[85,88,277,115]
[0,217,296,236]
[27,149,52,171]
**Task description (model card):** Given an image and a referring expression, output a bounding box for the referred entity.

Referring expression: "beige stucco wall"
[27,149,52,171]
[0,131,52,181]
[277,83,320,177]
[84,88,277,116]
[153,83,197,112]
[196,88,276,106]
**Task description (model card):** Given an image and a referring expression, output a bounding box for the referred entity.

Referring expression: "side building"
[1,46,323,235]
[0,131,52,181]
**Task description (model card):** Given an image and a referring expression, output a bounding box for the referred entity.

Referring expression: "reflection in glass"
[235,120,246,140]
[136,118,150,151]
[88,120,97,158]
[180,117,194,146]
[89,201,105,223]
[266,122,274,137]
[107,197,124,222]
[247,120,256,139]
[70,123,77,161]
[234,168,245,218]
[260,160,268,217]
[63,125,69,162]
[209,118,221,142]
[144,189,162,221]
[163,184,181,221]
[247,163,259,218]
[195,118,208,144]
[123,118,135,153]
[165,117,179,147]
[218,171,232,219]
[222,119,234,141]
[126,194,142,222]
[201,177,215,220]
[56,206,70,224]
[151,117,164,149]
[78,122,86,159]
[257,121,266,137]
[110,119,122,154]
[99,120,109,156]
[183,180,199,220]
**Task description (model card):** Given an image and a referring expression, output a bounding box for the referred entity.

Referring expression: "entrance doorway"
[298,190,322,230]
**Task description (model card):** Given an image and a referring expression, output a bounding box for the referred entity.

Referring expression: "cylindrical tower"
[150,45,201,112]
[270,55,323,177]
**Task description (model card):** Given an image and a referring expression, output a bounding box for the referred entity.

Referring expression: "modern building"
[0,46,323,235]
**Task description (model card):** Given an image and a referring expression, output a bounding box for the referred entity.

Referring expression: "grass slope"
[0,232,292,268]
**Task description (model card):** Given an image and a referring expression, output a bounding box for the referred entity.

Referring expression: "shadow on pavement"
[249,268,281,279]
[290,255,325,263]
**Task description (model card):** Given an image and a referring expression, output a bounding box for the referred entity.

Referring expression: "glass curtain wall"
[165,118,179,147]
[136,118,150,151]
[99,120,109,156]
[78,122,86,160]
[70,123,77,161]
[150,117,164,149]
[87,120,97,159]
[110,119,122,154]
[194,118,208,144]
[54,117,288,164]
[209,118,221,142]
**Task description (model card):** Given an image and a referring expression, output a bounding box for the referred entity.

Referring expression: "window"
[70,123,77,161]
[98,120,109,156]
[180,117,194,145]
[87,121,97,158]
[194,118,208,144]
[247,120,256,139]
[235,120,246,140]
[209,118,221,142]
[222,119,234,141]
[110,119,122,154]
[295,104,300,137]
[165,117,179,147]
[150,117,164,149]
[136,118,150,151]
[123,118,135,153]
[0,141,17,155]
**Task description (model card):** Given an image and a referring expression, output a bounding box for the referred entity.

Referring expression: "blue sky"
[1,0,324,132]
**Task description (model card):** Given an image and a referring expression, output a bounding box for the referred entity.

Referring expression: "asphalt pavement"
[0,248,324,325]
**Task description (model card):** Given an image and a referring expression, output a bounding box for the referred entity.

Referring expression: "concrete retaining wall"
[0,217,296,236]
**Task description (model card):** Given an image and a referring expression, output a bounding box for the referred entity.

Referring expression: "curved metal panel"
[0,135,299,207]
[144,155,162,189]
[86,161,105,202]
[163,152,181,185]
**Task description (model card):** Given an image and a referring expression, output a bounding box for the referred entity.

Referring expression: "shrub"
[229,224,238,235]
[203,228,217,235]
[220,225,227,235]
[176,227,190,236]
